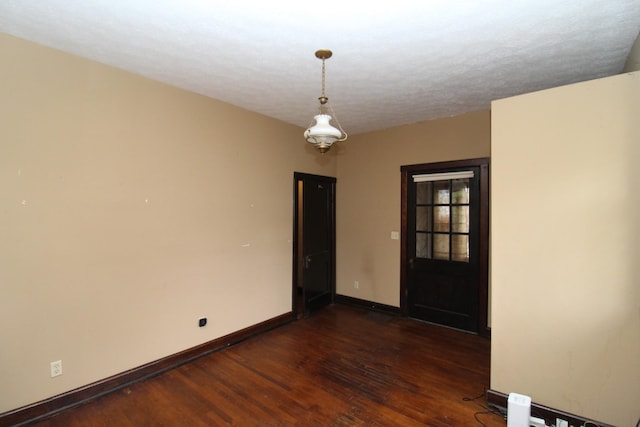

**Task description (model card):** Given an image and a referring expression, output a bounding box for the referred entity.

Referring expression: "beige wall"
[335,111,491,306]
[0,34,336,413]
[491,72,640,426]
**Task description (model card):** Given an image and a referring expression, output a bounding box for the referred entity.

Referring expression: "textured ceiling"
[1,1,639,135]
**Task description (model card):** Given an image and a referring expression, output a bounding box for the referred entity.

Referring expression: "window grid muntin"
[415,178,470,262]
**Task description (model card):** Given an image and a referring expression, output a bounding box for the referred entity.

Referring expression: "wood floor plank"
[30,305,505,426]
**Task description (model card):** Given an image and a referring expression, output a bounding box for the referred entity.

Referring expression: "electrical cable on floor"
[463,390,487,402]
[463,389,507,426]
[473,410,492,427]
[473,409,508,427]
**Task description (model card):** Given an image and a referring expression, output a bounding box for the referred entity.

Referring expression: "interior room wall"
[0,34,336,413]
[335,111,491,307]
[623,31,640,72]
[491,71,640,427]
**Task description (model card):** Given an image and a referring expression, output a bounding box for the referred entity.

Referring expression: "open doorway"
[292,173,336,318]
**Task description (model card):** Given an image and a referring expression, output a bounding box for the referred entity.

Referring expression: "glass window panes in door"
[415,178,470,262]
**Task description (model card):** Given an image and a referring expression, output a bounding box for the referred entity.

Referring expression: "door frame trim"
[400,158,490,337]
[292,172,337,317]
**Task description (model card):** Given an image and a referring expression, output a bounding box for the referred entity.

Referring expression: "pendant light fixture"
[304,49,347,154]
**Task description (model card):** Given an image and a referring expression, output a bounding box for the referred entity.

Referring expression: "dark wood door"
[293,173,336,317]
[401,159,489,335]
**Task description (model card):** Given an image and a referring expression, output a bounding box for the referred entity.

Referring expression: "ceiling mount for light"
[304,49,347,154]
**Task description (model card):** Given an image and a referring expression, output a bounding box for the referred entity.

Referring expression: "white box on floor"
[507,392,532,427]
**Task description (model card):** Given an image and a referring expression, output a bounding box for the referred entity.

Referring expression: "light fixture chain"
[321,58,326,100]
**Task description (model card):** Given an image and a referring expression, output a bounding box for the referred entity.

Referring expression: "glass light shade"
[304,114,343,152]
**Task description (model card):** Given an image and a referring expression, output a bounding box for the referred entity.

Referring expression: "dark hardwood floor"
[29,305,505,426]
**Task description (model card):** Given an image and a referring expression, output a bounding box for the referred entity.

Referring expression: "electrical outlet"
[50,360,62,378]
[198,317,207,327]
[354,281,359,289]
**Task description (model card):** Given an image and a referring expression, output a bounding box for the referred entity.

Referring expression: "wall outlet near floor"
[50,360,62,378]
[198,317,207,327]
[354,281,359,289]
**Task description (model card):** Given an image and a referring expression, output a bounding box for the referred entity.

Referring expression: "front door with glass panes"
[406,167,480,332]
